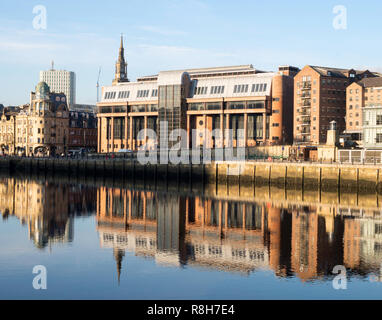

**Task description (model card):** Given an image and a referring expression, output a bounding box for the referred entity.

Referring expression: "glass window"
[228,102,245,109]
[247,101,265,109]
[206,103,221,110]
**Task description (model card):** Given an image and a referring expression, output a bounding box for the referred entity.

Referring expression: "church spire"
[114,248,125,285]
[113,34,128,85]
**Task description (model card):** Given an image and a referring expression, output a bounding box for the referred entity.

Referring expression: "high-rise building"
[294,65,378,145]
[39,67,76,107]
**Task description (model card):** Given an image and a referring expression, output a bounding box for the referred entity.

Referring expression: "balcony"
[301,82,312,90]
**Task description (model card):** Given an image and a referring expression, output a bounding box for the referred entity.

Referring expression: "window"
[234,84,249,93]
[104,92,116,99]
[152,89,158,97]
[137,90,150,98]
[195,87,208,95]
[118,91,130,99]
[377,133,382,143]
[377,115,382,125]
[210,86,225,94]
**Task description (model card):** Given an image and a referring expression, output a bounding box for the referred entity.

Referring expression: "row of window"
[234,84,249,93]
[233,83,268,94]
[118,91,130,99]
[104,89,158,100]
[210,86,225,94]
[104,92,116,100]
[137,90,150,98]
[194,86,208,95]
[105,83,269,100]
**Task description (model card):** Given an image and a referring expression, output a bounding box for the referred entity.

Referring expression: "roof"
[157,70,190,86]
[136,65,268,82]
[357,77,382,88]
[308,66,375,78]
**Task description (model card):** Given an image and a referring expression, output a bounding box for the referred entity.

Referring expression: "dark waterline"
[1,174,382,299]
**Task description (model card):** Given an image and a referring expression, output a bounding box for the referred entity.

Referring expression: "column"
[220,113,224,148]
[244,113,248,148]
[124,116,128,150]
[106,118,109,154]
[203,114,207,148]
[111,117,114,153]
[144,116,148,146]
[262,113,267,143]
[187,115,191,149]
[225,114,230,148]
[97,117,101,153]
[129,117,133,150]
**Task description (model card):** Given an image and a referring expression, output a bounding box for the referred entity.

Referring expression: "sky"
[0,0,382,106]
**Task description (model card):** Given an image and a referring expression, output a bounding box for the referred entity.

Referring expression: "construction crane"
[96,67,102,103]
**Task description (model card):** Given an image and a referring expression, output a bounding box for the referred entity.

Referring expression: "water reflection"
[1,176,382,284]
[0,177,96,248]
[97,186,382,282]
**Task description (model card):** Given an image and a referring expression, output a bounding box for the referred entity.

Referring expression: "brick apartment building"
[294,65,378,145]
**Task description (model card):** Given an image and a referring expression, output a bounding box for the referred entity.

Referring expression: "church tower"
[113,35,129,85]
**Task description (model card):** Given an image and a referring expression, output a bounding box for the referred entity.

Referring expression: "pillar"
[97,117,101,153]
[144,116,148,146]
[187,115,191,148]
[244,113,248,148]
[220,113,224,148]
[111,117,114,153]
[262,112,267,143]
[225,114,230,148]
[129,117,133,150]
[124,116,129,150]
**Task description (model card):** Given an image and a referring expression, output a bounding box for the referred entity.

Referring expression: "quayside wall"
[1,157,382,193]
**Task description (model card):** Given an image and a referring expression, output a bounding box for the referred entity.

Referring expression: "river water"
[1,175,382,299]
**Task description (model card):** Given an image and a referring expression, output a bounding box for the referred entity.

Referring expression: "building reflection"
[2,175,382,283]
[0,178,96,248]
[97,186,382,282]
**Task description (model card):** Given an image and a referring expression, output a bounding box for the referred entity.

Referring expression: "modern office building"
[346,77,382,146]
[294,65,378,145]
[97,38,298,153]
[40,67,76,107]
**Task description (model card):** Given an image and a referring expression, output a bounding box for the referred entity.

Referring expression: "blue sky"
[0,0,381,106]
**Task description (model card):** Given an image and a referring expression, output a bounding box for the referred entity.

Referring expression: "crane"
[96,67,102,103]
